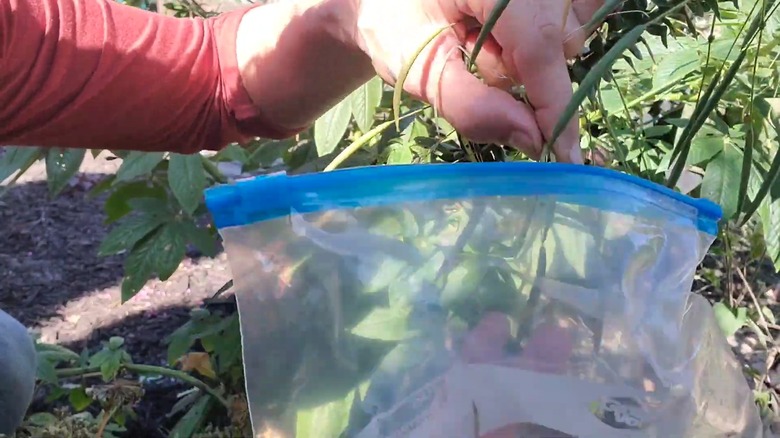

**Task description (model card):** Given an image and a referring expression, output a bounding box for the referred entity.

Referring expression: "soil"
[0,151,234,436]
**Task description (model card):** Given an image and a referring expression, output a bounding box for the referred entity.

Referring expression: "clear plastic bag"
[205,162,763,438]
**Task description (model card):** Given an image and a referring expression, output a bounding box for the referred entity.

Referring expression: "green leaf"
[120,224,187,301]
[116,152,165,182]
[0,146,43,182]
[759,198,780,271]
[713,301,748,337]
[27,412,60,428]
[98,213,168,256]
[99,350,123,381]
[351,306,412,341]
[687,136,725,165]
[169,394,212,438]
[69,387,92,412]
[386,143,414,165]
[179,221,218,258]
[350,76,384,133]
[168,153,206,215]
[296,391,355,438]
[36,357,59,385]
[45,148,86,197]
[103,182,167,224]
[653,47,700,88]
[314,97,353,156]
[701,143,741,219]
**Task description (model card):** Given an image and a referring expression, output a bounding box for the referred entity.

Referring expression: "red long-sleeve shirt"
[0,0,294,154]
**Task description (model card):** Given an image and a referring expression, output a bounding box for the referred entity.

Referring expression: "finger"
[564,0,606,54]
[492,0,583,163]
[463,29,514,91]
[572,0,606,25]
[460,312,511,363]
[562,1,588,59]
[422,38,543,157]
[519,320,575,374]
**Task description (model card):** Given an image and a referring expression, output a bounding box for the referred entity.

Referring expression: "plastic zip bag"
[205,162,763,438]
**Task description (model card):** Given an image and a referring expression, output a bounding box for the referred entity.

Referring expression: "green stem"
[201,155,228,184]
[324,108,426,172]
[55,363,230,409]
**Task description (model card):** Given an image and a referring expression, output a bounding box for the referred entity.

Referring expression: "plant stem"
[324,108,426,171]
[201,155,228,184]
[55,363,230,409]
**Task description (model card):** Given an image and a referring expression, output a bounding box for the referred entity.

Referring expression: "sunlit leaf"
[351,306,412,341]
[653,47,700,88]
[116,151,165,182]
[296,391,355,438]
[44,148,86,197]
[713,301,748,337]
[701,144,742,219]
[350,76,384,133]
[314,97,353,156]
[168,153,206,215]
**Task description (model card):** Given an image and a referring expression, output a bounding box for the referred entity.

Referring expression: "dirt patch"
[0,151,234,435]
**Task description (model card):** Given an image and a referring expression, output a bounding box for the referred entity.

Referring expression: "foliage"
[2,0,780,434]
[7,305,248,438]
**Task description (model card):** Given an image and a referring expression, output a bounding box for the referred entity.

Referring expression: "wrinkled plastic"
[205,163,763,438]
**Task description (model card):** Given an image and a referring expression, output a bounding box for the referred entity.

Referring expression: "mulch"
[0,155,234,436]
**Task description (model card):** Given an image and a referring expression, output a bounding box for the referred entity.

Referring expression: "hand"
[459,312,576,437]
[353,0,604,163]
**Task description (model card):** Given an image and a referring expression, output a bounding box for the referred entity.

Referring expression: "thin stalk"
[324,108,426,171]
[55,363,230,409]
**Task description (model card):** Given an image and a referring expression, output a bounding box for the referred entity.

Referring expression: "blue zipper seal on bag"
[204,162,723,235]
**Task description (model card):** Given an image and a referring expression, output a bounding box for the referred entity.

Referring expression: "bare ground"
[0,152,234,435]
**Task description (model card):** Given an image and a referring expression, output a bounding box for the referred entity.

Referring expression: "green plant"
[3,0,780,433]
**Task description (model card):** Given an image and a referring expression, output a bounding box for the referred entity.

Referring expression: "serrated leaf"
[351,306,411,341]
[69,387,92,412]
[168,153,206,215]
[45,148,86,197]
[0,146,43,182]
[314,98,353,156]
[179,221,218,257]
[713,302,748,337]
[350,76,384,133]
[701,144,741,219]
[103,182,168,224]
[653,47,700,88]
[116,152,165,182]
[121,224,187,302]
[99,213,167,256]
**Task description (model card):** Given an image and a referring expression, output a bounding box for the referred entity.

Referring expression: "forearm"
[234,0,374,133]
[0,0,372,154]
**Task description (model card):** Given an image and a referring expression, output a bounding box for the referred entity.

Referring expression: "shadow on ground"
[0,175,232,362]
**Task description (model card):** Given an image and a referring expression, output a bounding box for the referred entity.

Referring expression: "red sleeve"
[0,0,298,154]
